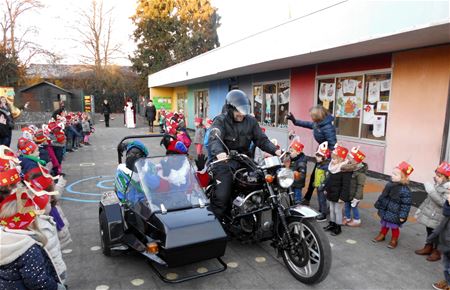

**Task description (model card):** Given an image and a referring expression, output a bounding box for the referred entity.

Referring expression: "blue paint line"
[96,179,114,189]
[66,175,113,196]
[60,197,100,203]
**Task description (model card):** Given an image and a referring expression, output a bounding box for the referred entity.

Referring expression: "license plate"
[101,191,119,206]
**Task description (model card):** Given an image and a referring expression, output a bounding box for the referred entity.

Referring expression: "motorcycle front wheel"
[281,218,332,284]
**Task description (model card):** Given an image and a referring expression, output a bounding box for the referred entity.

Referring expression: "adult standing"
[287,105,337,206]
[0,96,14,147]
[144,99,156,132]
[124,98,136,129]
[102,99,111,127]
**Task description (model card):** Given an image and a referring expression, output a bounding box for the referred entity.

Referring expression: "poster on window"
[380,79,391,92]
[278,89,290,104]
[265,94,273,124]
[319,83,335,102]
[343,79,357,94]
[373,115,386,137]
[336,96,361,118]
[368,81,380,103]
[376,101,389,113]
[363,104,375,124]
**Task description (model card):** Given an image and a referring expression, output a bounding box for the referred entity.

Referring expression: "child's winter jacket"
[374,182,412,225]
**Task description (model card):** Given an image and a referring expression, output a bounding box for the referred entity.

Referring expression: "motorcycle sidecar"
[99,136,227,283]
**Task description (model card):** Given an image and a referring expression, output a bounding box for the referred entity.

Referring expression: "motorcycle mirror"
[210,127,230,155]
[210,127,221,138]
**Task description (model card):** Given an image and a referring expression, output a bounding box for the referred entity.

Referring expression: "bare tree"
[0,0,43,56]
[74,0,122,72]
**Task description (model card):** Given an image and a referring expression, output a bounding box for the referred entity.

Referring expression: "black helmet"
[225,89,251,115]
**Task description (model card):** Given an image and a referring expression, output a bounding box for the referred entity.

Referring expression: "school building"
[148,1,450,183]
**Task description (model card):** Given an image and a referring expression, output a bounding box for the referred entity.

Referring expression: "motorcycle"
[206,129,332,284]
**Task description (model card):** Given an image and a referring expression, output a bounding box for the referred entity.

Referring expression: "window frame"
[252,78,291,130]
[315,68,392,145]
[194,89,209,119]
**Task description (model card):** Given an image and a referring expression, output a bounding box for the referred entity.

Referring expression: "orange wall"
[385,45,450,183]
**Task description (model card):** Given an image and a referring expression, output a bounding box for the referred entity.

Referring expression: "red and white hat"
[316,141,331,158]
[332,143,349,160]
[47,121,61,132]
[290,138,304,154]
[194,117,202,123]
[0,168,21,186]
[397,161,414,177]
[206,118,213,125]
[349,146,366,163]
[436,162,450,178]
[33,129,47,144]
[54,131,66,143]
[17,137,38,155]
[0,145,20,165]
[21,127,35,140]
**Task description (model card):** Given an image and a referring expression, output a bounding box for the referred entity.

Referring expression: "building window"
[252,80,290,129]
[194,90,208,118]
[316,72,391,141]
[177,92,187,118]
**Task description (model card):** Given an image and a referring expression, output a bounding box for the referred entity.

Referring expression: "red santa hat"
[436,162,450,178]
[349,146,366,163]
[316,141,331,158]
[194,117,202,124]
[17,137,38,155]
[206,118,213,125]
[397,161,414,177]
[332,143,349,160]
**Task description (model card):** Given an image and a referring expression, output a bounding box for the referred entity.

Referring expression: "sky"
[20,0,344,66]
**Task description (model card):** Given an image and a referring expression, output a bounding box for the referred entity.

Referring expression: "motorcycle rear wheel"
[281,218,332,284]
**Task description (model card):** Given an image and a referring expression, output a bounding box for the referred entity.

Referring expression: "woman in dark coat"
[287,105,337,206]
[102,99,111,127]
[144,100,157,132]
[0,96,14,147]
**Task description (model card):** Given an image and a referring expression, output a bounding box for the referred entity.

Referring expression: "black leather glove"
[287,112,296,122]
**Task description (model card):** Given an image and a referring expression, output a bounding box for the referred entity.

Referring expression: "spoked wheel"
[281,218,332,284]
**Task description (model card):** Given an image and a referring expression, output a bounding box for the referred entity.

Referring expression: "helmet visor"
[234,103,251,115]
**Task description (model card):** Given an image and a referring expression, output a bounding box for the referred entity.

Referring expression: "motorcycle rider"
[208,89,281,218]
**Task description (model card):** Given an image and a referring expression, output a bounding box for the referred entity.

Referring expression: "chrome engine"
[231,190,273,235]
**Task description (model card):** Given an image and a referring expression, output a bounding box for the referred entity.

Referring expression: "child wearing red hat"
[194,117,205,157]
[285,137,307,203]
[17,137,47,176]
[323,143,352,236]
[314,141,331,222]
[341,146,368,227]
[414,161,450,261]
[373,161,413,249]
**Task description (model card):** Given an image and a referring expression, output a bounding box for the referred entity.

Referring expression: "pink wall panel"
[289,66,317,156]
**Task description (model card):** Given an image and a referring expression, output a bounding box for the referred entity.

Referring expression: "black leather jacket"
[209,112,277,159]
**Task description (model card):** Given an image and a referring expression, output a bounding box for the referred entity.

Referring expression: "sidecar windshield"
[134,155,208,212]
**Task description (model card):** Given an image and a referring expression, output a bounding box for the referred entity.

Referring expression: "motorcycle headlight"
[277,168,294,188]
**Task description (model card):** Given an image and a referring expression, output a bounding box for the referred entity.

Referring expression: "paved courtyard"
[12,114,443,290]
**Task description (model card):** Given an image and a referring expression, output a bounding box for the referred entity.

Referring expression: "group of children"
[0,111,95,289]
[283,136,450,289]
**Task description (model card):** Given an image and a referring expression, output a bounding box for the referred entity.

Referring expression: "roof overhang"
[148,1,450,88]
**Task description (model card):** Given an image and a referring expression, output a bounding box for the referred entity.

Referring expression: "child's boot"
[415,243,433,255]
[427,248,441,262]
[432,280,448,290]
[331,225,342,236]
[372,232,385,243]
[323,222,336,231]
[387,237,398,249]
[347,219,361,227]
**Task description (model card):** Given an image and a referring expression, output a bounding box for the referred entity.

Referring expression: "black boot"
[331,225,342,236]
[323,222,336,231]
